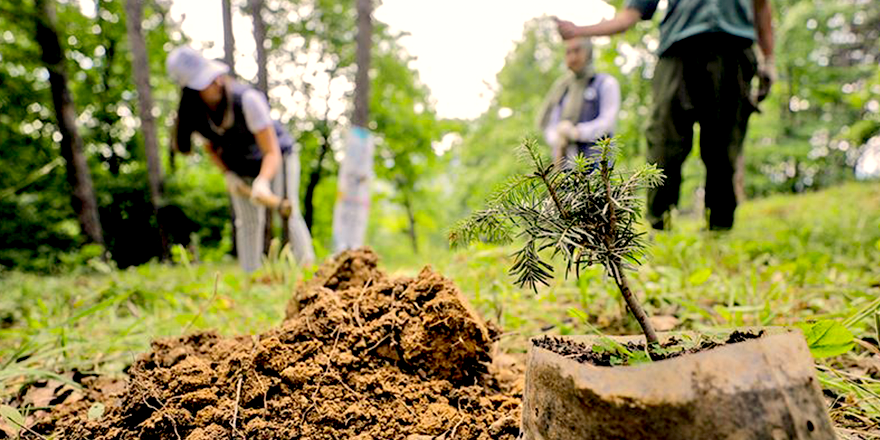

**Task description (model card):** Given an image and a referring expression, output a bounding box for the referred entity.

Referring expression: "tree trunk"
[250,0,267,94]
[402,191,418,254]
[125,0,169,259]
[222,0,236,76]
[353,0,372,128]
[303,127,330,231]
[96,0,121,176]
[250,0,272,253]
[34,0,104,246]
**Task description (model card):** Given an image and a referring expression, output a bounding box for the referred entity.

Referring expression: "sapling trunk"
[601,154,659,347]
[609,260,659,345]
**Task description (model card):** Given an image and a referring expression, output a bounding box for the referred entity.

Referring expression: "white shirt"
[241,89,273,134]
[544,74,621,147]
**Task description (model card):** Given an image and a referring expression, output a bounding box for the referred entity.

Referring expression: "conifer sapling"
[449,138,664,346]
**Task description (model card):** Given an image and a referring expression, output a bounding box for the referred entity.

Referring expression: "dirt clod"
[31,249,521,440]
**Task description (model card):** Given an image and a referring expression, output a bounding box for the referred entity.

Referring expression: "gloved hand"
[556,120,580,143]
[754,56,775,104]
[250,176,274,204]
[224,171,247,196]
[550,129,569,168]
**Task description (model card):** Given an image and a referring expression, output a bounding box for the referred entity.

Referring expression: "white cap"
[166,46,229,91]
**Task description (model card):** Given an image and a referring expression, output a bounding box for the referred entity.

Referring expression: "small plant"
[450,138,664,346]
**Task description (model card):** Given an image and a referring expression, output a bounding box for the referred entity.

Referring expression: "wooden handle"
[231,179,292,217]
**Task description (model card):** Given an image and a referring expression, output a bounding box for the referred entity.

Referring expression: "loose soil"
[532,330,765,367]
[23,249,522,440]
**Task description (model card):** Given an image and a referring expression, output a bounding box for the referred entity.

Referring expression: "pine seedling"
[449,138,664,345]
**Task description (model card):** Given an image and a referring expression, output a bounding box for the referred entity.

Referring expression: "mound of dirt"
[28,249,522,440]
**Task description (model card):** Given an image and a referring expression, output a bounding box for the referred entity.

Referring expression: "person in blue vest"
[166,46,315,271]
[538,36,621,169]
[556,0,775,230]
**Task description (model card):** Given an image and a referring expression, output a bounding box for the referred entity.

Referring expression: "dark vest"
[194,83,294,178]
[560,73,612,158]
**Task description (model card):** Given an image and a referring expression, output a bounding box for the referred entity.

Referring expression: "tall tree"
[33,0,104,246]
[125,0,169,259]
[353,0,372,128]
[222,0,236,76]
[250,0,267,93]
[331,0,374,252]
[249,0,274,250]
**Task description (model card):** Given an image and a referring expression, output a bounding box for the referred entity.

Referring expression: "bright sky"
[165,0,615,120]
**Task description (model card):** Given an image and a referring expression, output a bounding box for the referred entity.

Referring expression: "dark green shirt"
[626,0,757,56]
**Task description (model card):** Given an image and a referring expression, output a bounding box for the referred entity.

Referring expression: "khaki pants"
[646,35,757,230]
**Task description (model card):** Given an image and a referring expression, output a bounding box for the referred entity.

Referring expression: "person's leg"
[279,153,316,266]
[646,56,696,229]
[694,45,757,230]
[229,189,266,272]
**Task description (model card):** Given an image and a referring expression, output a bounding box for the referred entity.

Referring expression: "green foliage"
[796,320,855,359]
[451,138,663,291]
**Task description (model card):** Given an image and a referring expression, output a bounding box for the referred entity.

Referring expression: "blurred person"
[167,46,315,271]
[557,0,775,230]
[538,36,621,169]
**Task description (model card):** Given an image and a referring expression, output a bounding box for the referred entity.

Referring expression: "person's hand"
[556,18,580,40]
[224,171,247,196]
[556,120,579,142]
[754,56,775,104]
[250,176,274,204]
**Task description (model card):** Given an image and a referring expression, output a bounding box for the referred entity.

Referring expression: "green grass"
[1,181,880,435]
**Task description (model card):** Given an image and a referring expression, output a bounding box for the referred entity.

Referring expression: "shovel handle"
[230,179,292,217]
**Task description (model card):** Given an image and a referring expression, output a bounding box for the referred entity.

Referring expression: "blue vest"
[194,83,294,178]
[560,73,612,158]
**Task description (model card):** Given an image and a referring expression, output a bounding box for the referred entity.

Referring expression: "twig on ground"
[353,278,373,330]
[231,375,244,439]
[232,336,261,439]
[365,333,392,354]
[140,395,181,440]
[301,327,343,422]
[6,418,49,440]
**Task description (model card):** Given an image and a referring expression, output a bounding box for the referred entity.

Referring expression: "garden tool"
[226,173,292,217]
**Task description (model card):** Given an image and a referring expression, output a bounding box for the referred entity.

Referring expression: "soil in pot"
[532,330,765,366]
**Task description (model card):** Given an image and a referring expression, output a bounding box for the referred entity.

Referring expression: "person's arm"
[574,76,621,142]
[544,105,562,148]
[241,89,281,199]
[753,0,774,61]
[254,128,282,182]
[753,0,775,103]
[556,8,642,40]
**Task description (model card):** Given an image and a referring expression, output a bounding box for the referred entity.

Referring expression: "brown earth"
[24,249,522,440]
[532,330,765,366]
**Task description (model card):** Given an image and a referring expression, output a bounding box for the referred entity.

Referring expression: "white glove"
[250,176,274,203]
[555,120,580,143]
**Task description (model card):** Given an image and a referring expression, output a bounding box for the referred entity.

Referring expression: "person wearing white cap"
[167,46,315,271]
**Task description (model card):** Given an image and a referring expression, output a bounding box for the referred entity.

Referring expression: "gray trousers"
[229,153,315,272]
